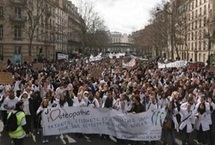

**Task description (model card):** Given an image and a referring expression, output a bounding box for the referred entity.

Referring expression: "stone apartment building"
[0,0,83,63]
[174,0,215,62]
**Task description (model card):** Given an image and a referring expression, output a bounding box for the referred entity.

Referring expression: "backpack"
[5,111,19,132]
[87,99,96,107]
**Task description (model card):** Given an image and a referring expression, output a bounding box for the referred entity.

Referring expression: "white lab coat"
[179,108,195,133]
[195,112,210,131]
[206,102,215,125]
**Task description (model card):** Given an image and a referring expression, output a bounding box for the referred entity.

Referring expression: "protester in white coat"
[57,94,68,108]
[73,92,86,107]
[195,100,210,145]
[162,102,178,145]
[179,103,195,145]
[20,92,32,131]
[113,93,131,113]
[37,99,52,143]
[207,97,215,145]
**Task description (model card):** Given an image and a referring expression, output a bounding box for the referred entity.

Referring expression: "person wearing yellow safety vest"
[8,101,30,145]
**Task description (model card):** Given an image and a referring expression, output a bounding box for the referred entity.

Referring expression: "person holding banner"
[113,93,131,113]
[36,99,51,143]
[85,90,100,108]
[145,93,159,145]
[73,92,86,107]
[129,95,145,113]
[73,92,86,138]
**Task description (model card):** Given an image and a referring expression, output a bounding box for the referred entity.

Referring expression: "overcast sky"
[71,0,163,34]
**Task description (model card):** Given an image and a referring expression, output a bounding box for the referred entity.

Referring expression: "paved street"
[0,121,116,145]
[0,119,184,145]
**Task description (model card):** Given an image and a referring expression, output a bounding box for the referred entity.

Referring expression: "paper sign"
[32,63,43,71]
[0,72,13,84]
[23,56,32,63]
[90,68,102,79]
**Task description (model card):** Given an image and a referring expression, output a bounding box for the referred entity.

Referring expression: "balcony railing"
[9,16,27,23]
[10,0,27,5]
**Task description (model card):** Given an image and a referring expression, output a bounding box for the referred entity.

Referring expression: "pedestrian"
[195,98,210,145]
[7,101,30,145]
[162,102,178,145]
[179,99,195,145]
[36,99,51,143]
[20,92,32,132]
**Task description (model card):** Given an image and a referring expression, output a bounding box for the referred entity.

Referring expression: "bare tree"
[24,0,52,56]
[77,0,108,55]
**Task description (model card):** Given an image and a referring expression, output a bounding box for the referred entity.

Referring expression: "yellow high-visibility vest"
[8,111,26,139]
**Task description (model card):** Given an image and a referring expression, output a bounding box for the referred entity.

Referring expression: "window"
[199,42,201,50]
[0,25,3,39]
[204,5,206,15]
[0,45,3,60]
[36,28,39,40]
[191,32,194,40]
[0,6,3,18]
[14,25,22,40]
[203,54,205,62]
[200,7,202,16]
[199,19,202,28]
[199,30,201,39]
[14,46,21,54]
[204,17,207,26]
[15,7,22,18]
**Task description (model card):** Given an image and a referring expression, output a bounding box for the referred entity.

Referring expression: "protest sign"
[90,68,102,79]
[208,66,215,73]
[32,63,43,71]
[0,64,4,70]
[42,107,166,141]
[110,59,116,64]
[0,60,6,70]
[23,56,32,63]
[0,72,13,84]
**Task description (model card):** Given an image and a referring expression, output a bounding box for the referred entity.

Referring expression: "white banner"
[109,53,125,59]
[122,58,136,68]
[158,60,187,69]
[42,107,166,141]
[57,53,69,60]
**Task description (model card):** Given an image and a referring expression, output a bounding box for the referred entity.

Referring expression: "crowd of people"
[0,57,215,145]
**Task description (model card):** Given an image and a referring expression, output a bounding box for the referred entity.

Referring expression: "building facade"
[174,0,215,62]
[0,0,83,63]
[106,31,133,53]
[65,0,84,54]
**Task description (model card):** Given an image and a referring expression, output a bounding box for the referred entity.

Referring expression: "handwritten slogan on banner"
[42,107,166,141]
[158,61,188,69]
